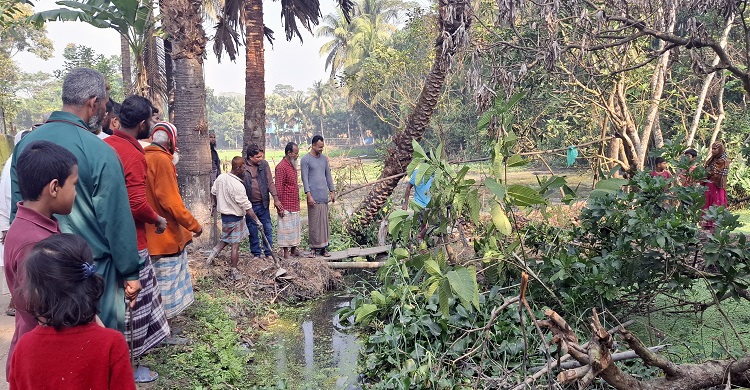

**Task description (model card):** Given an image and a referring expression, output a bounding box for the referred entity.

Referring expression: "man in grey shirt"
[300,135,336,257]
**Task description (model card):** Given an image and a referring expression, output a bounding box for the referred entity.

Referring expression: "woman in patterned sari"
[702,141,730,231]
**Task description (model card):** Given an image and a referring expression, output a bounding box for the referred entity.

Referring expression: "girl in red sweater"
[9,234,136,390]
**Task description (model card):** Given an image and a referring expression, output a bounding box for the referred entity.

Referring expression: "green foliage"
[525,172,750,313]
[141,292,252,389]
[32,0,160,99]
[56,44,123,100]
[346,280,535,389]
[0,4,53,132]
[207,88,244,149]
[351,131,750,388]
[727,159,750,205]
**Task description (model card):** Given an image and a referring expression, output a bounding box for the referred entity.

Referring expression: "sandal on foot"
[134,365,159,383]
[321,250,331,258]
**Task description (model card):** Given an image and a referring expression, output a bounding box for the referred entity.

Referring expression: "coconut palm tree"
[317,8,358,78]
[212,0,355,154]
[306,80,334,138]
[317,0,403,78]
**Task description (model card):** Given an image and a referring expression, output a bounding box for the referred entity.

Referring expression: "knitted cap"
[151,121,178,148]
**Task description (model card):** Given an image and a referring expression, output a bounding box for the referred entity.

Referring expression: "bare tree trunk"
[120,34,132,94]
[160,0,211,247]
[243,0,265,154]
[653,120,664,149]
[686,13,735,147]
[709,71,726,147]
[345,0,472,240]
[636,0,675,167]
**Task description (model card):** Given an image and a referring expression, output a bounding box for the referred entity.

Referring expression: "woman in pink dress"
[702,141,730,230]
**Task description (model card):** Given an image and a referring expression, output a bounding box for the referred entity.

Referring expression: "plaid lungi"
[152,249,194,319]
[221,215,249,244]
[124,250,170,358]
[277,210,301,247]
[308,203,330,249]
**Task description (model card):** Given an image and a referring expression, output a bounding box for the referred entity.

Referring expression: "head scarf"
[705,141,730,181]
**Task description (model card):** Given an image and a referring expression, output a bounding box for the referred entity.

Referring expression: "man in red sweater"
[104,95,169,383]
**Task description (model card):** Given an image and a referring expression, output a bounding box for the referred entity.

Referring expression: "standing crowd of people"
[0,67,337,389]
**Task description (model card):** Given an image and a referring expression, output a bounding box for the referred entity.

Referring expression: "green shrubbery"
[345,136,750,388]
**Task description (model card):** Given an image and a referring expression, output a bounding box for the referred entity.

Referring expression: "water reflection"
[254,296,361,389]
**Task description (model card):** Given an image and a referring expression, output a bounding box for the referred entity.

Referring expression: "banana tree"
[30,0,166,104]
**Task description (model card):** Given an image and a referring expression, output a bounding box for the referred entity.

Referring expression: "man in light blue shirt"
[402,166,434,239]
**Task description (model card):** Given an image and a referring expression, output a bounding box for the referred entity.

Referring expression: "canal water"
[248,294,361,389]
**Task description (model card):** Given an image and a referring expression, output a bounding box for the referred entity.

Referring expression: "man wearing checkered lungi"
[104,96,171,382]
[275,142,302,259]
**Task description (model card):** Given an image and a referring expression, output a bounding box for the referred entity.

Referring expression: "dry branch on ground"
[535,309,750,390]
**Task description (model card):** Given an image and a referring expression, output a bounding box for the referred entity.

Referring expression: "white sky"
[14,0,337,94]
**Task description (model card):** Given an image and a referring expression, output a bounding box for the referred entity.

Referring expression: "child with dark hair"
[9,234,135,390]
[3,140,78,379]
[680,149,699,186]
[650,156,671,180]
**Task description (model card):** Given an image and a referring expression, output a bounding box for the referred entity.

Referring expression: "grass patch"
[629,282,750,364]
[140,289,263,389]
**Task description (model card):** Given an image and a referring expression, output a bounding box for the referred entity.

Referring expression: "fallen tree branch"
[512,319,634,390]
[533,309,750,390]
[530,345,670,372]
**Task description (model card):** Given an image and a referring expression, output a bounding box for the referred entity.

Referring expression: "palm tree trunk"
[244,0,265,154]
[164,39,175,121]
[345,0,471,240]
[320,115,324,139]
[120,34,132,94]
[160,0,211,246]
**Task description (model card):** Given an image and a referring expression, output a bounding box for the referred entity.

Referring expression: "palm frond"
[280,0,353,42]
[212,16,241,62]
[211,0,242,61]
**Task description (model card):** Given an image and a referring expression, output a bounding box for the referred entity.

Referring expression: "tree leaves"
[507,184,546,206]
[590,178,629,197]
[485,177,506,199]
[446,267,479,310]
[387,210,410,236]
[491,203,512,235]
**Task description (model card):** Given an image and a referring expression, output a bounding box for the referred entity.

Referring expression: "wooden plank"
[328,261,386,269]
[325,245,390,261]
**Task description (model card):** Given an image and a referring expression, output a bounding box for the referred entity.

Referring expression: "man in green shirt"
[10,68,142,331]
